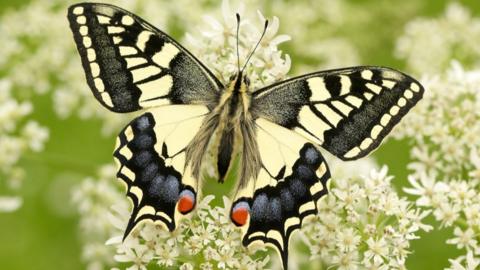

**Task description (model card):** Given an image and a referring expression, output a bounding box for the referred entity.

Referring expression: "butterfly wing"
[231,119,330,269]
[67,3,223,112]
[114,105,208,237]
[251,66,424,160]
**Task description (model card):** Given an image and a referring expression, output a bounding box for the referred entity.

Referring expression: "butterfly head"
[228,71,251,88]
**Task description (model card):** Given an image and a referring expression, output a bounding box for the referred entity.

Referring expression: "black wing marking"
[251,66,424,160]
[114,105,208,236]
[231,119,330,269]
[67,3,223,112]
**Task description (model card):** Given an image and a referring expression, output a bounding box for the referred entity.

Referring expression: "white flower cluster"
[398,62,480,270]
[0,79,49,212]
[300,166,432,270]
[396,7,480,264]
[395,5,480,269]
[72,165,126,270]
[185,0,291,90]
[108,196,270,270]
[405,175,480,270]
[394,62,480,180]
[395,2,480,75]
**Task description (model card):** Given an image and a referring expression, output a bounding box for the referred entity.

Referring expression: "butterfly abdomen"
[187,75,258,184]
[217,128,234,181]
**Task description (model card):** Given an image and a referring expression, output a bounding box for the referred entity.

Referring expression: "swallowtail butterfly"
[68,3,424,268]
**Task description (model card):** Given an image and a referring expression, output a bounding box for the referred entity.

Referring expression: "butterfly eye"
[229,74,236,81]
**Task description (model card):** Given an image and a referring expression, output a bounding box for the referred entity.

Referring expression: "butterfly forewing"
[68,3,223,112]
[251,66,424,160]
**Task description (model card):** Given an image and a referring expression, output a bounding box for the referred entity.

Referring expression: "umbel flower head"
[0,79,49,212]
[185,0,291,88]
[392,4,480,268]
[394,61,480,181]
[399,61,480,270]
[299,166,432,270]
[395,2,480,75]
[107,195,271,270]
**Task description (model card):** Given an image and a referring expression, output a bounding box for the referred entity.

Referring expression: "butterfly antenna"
[236,13,241,72]
[241,19,269,73]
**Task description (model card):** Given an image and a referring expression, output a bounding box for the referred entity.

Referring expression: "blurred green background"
[1,0,479,269]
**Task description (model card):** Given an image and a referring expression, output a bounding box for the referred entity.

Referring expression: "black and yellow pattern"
[252,66,424,160]
[113,105,208,235]
[68,3,222,112]
[68,3,424,269]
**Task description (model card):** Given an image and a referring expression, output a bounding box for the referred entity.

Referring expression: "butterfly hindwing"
[251,66,424,160]
[68,3,223,112]
[231,119,330,269]
[114,105,208,237]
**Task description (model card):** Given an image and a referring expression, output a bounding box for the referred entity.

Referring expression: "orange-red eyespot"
[231,201,250,226]
[177,190,196,214]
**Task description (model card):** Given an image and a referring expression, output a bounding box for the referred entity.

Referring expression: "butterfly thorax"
[185,74,260,185]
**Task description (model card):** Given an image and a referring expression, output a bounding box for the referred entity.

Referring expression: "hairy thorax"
[185,75,261,186]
